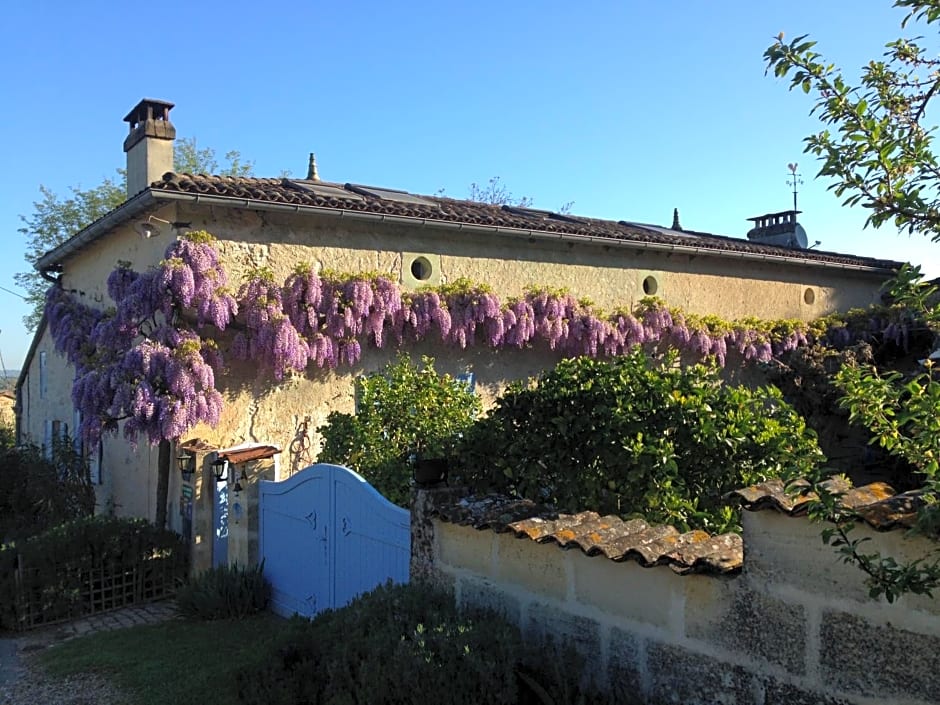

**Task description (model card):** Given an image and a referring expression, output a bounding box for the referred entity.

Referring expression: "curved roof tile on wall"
[426,477,928,576]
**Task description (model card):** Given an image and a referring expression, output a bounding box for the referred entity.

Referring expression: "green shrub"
[0,429,95,543]
[236,581,623,705]
[317,355,481,505]
[176,562,271,620]
[0,516,187,630]
[460,350,824,533]
[236,581,520,705]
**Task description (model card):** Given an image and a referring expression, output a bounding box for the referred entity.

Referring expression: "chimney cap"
[123,98,175,127]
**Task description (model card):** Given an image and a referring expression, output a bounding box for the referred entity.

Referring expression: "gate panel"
[259,463,410,618]
[259,470,332,618]
[331,467,411,609]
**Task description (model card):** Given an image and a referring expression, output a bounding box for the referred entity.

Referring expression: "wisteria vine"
[46,231,920,446]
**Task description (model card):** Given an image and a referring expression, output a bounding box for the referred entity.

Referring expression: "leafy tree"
[173,137,254,177]
[317,355,481,506]
[0,426,95,542]
[16,139,254,331]
[16,176,125,332]
[467,176,534,207]
[766,0,940,600]
[463,175,574,213]
[764,0,940,242]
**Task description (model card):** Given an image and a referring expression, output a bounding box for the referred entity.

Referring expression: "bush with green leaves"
[235,581,519,705]
[317,354,481,505]
[802,266,940,601]
[235,580,619,705]
[0,516,187,630]
[176,562,271,620]
[0,427,95,543]
[460,349,824,533]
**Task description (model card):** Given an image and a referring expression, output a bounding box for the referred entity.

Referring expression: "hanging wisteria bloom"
[46,229,924,447]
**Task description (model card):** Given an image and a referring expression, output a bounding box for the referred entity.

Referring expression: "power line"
[0,286,26,301]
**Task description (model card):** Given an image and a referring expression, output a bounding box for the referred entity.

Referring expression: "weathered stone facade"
[18,181,897,571]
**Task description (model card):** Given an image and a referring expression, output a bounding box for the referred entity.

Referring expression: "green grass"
[37,613,286,705]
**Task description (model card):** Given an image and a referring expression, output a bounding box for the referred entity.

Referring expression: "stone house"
[15,98,901,571]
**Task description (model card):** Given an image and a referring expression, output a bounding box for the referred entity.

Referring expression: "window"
[39,350,47,399]
[88,442,102,485]
[43,419,52,459]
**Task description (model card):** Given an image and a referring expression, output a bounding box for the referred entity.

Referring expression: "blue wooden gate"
[258,463,411,618]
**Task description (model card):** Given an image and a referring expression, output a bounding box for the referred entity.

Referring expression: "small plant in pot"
[409,437,456,487]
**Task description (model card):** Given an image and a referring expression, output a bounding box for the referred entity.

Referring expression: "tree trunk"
[155,439,171,528]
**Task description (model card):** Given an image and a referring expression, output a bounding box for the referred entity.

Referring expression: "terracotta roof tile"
[149,173,901,270]
[432,494,742,575]
[729,477,925,531]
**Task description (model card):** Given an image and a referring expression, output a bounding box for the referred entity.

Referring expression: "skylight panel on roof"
[619,221,702,239]
[344,183,437,206]
[287,180,365,200]
[501,205,585,224]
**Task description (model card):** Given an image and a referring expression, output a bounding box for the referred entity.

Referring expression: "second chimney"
[123,98,176,198]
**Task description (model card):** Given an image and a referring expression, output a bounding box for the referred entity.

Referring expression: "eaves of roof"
[36,173,904,275]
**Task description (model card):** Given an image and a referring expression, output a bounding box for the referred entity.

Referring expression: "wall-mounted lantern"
[212,457,229,482]
[176,450,195,479]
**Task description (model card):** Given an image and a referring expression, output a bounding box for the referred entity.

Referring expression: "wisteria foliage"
[47,233,919,446]
[46,232,233,446]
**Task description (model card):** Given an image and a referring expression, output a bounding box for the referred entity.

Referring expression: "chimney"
[123,99,176,198]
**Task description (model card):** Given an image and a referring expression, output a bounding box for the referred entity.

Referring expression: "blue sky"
[1,0,938,369]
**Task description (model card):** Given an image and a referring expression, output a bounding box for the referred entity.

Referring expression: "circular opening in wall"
[804,287,816,305]
[642,275,658,296]
[410,256,433,281]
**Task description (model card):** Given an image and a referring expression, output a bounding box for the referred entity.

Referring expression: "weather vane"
[787,163,803,212]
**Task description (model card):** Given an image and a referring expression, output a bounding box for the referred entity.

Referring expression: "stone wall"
[413,489,940,705]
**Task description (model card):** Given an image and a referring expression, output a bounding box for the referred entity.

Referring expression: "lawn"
[37,613,286,705]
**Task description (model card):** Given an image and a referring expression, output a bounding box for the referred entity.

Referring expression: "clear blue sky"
[1,0,938,369]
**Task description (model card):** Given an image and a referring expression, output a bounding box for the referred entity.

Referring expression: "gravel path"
[0,659,127,705]
[0,601,178,705]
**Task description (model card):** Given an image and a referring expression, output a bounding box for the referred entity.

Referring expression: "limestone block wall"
[414,493,940,705]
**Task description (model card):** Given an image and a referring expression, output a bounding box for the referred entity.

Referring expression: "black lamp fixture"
[176,450,194,478]
[212,457,229,482]
[232,469,245,494]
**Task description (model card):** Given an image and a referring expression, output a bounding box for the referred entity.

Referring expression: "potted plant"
[409,434,459,487]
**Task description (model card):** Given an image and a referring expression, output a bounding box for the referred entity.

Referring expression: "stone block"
[525,601,601,661]
[436,522,494,576]
[458,575,521,624]
[762,676,850,705]
[820,610,940,701]
[495,532,567,601]
[646,642,752,705]
[685,580,806,674]
[741,512,873,603]
[571,551,685,631]
[607,627,644,704]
